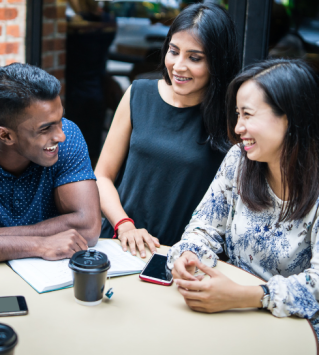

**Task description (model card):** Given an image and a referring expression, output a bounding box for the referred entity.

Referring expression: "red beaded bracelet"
[112,218,135,239]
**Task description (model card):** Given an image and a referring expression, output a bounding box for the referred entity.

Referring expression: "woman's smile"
[242,138,256,151]
[173,74,192,83]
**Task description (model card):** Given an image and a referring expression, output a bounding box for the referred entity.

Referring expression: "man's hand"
[171,251,199,281]
[117,222,160,258]
[39,229,88,261]
[175,260,263,313]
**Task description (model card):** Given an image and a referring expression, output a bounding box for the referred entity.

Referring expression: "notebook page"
[8,240,145,293]
[93,240,146,274]
[9,258,72,293]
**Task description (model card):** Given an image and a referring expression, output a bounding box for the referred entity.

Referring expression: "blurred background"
[0,0,318,165]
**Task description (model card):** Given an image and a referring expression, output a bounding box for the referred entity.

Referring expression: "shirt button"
[14,200,19,206]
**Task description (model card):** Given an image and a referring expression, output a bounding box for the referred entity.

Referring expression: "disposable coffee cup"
[0,324,18,355]
[69,249,111,306]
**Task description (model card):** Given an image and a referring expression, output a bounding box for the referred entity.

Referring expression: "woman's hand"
[175,260,263,313]
[171,251,199,281]
[117,222,160,258]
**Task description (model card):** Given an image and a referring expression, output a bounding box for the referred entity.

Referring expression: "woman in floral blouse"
[167,59,319,337]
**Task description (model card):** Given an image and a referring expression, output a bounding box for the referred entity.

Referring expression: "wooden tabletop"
[0,241,317,355]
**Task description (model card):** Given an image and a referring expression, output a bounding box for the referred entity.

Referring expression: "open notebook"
[8,240,146,294]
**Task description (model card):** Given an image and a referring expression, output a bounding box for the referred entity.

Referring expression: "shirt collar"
[0,162,39,179]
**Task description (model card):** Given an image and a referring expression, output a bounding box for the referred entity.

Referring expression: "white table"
[0,241,317,355]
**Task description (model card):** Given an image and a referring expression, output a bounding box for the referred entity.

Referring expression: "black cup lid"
[69,249,111,272]
[0,323,18,353]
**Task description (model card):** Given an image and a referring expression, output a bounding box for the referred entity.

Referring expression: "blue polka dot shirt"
[0,118,96,227]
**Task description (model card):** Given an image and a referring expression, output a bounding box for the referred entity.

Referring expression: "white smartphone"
[0,296,28,317]
[139,253,173,286]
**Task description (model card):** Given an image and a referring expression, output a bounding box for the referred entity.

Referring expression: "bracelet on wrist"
[113,218,135,239]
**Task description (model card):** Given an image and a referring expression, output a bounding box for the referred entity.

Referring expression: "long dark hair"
[227,59,319,221]
[159,3,240,152]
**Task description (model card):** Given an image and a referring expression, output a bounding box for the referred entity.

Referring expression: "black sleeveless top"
[101,79,225,246]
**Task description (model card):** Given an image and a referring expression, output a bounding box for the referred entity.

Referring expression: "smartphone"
[0,296,28,317]
[139,253,173,286]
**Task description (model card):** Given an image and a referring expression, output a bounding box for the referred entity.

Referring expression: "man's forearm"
[0,212,101,246]
[0,236,42,262]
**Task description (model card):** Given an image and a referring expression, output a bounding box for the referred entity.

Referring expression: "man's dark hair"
[159,2,240,152]
[226,59,319,221]
[0,63,61,128]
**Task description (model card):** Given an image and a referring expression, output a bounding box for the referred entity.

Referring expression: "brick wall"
[0,0,26,66]
[42,0,67,101]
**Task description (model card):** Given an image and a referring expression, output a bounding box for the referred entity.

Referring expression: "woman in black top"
[95,3,240,256]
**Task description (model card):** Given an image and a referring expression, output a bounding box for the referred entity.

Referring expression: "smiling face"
[235,80,288,166]
[13,96,66,167]
[165,30,209,102]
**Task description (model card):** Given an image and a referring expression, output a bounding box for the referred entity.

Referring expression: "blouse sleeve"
[266,211,319,320]
[167,146,241,270]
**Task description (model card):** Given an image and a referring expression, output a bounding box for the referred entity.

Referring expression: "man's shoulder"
[61,117,82,138]
[59,118,85,154]
[55,118,87,167]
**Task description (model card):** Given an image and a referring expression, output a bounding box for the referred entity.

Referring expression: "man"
[0,63,101,261]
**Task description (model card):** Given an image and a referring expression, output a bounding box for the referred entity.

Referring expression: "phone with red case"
[139,253,173,286]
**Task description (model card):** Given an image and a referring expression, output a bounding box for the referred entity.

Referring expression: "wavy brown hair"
[226,59,319,221]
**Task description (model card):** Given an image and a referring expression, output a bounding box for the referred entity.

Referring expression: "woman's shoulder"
[226,144,242,159]
[130,79,158,105]
[131,79,158,92]
[214,144,243,183]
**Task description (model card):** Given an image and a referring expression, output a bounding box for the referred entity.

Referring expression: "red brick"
[6,42,19,54]
[0,8,18,20]
[58,52,66,65]
[7,25,20,37]
[0,42,19,55]
[42,23,54,36]
[42,54,54,69]
[43,6,57,19]
[0,26,2,36]
[48,68,65,80]
[6,58,18,65]
[8,0,24,3]
[54,38,65,51]
[57,21,67,33]
[42,38,54,52]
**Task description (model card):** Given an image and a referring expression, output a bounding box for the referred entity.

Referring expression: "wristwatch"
[260,284,270,309]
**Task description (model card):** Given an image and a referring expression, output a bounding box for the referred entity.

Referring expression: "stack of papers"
[8,240,145,293]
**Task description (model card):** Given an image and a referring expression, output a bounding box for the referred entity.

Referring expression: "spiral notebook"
[8,240,146,294]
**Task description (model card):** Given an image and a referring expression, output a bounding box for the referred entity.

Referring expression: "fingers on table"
[152,236,160,247]
[136,230,149,258]
[120,237,128,252]
[176,279,206,296]
[127,233,138,256]
[142,231,158,255]
[74,232,88,251]
[195,261,219,277]
[173,264,197,281]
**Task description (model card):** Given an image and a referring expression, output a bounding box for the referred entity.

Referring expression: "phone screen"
[0,297,20,313]
[141,254,172,281]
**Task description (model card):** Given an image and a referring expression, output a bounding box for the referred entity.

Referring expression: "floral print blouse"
[167,145,319,339]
